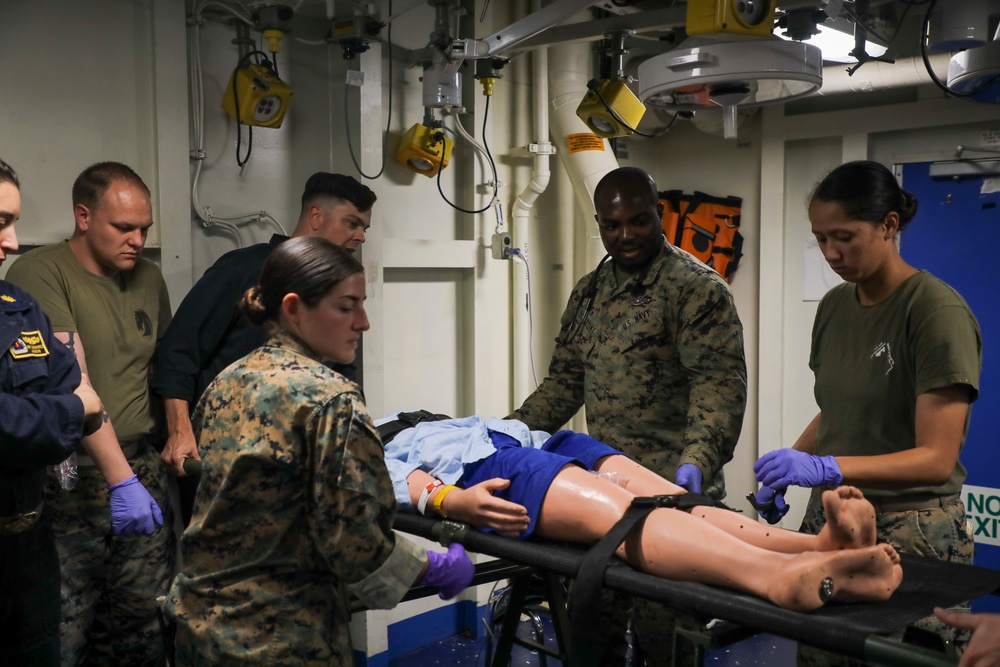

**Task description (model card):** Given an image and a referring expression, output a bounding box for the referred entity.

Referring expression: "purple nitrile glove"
[108,475,163,536]
[675,464,703,494]
[752,486,790,524]
[419,543,475,600]
[754,449,843,490]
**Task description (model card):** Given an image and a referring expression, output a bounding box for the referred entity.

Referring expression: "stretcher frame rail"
[393,512,1000,667]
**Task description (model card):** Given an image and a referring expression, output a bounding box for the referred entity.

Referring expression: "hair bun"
[898,189,918,228]
[240,285,268,325]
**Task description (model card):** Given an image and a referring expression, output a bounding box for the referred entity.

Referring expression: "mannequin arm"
[405,469,529,537]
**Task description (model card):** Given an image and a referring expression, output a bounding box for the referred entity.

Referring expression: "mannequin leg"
[594,456,876,552]
[537,466,902,613]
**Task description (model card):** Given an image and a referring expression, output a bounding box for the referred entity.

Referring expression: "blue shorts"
[460,430,622,539]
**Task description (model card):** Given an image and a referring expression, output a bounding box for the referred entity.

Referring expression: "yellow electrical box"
[395,123,453,177]
[221,64,294,128]
[575,80,646,139]
[686,0,776,37]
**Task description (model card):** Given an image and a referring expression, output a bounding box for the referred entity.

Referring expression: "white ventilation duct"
[549,46,620,223]
[816,53,952,95]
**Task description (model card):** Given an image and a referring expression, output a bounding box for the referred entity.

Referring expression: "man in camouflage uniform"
[7,162,172,666]
[509,166,747,665]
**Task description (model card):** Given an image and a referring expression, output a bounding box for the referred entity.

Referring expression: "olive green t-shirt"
[7,241,172,442]
[810,271,981,498]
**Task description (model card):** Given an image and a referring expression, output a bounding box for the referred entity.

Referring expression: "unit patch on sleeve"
[10,330,50,359]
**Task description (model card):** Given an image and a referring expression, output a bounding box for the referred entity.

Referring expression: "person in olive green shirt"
[7,161,172,666]
[752,160,981,665]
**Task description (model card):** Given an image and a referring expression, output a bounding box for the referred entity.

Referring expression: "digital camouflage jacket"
[510,243,747,498]
[164,331,424,666]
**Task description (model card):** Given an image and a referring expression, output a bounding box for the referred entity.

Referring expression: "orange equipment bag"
[659,190,744,283]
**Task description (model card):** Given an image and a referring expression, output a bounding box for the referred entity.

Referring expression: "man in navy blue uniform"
[153,172,376,525]
[0,158,103,666]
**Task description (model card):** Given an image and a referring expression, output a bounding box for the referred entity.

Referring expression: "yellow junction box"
[575,80,646,139]
[221,64,293,128]
[686,0,776,37]
[395,123,453,177]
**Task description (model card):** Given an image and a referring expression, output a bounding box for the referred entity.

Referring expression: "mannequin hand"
[754,449,842,489]
[108,475,163,536]
[675,464,703,494]
[419,543,475,600]
[445,480,529,537]
[750,486,789,524]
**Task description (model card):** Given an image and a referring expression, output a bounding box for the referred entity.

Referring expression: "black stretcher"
[393,512,1000,667]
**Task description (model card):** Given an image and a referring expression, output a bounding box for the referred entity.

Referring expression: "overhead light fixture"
[221,63,294,128]
[947,35,1000,103]
[638,36,822,139]
[928,0,989,52]
[395,123,452,177]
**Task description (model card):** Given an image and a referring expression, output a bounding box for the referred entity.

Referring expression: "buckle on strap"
[746,491,775,513]
[0,501,44,535]
[630,493,726,511]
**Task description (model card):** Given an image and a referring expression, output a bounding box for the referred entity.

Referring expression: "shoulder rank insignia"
[1,295,15,303]
[10,331,50,359]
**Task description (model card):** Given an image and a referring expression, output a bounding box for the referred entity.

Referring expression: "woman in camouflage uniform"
[163,237,472,666]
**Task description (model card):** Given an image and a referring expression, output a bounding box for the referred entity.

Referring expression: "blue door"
[900,160,1000,613]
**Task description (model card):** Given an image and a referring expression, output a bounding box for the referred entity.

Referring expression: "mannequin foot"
[816,486,877,550]
[767,544,902,613]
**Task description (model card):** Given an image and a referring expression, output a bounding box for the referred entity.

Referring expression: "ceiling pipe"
[816,53,952,95]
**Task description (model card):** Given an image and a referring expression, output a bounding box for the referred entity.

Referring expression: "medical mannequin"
[384,418,901,613]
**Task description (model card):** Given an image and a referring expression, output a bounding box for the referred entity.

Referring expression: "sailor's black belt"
[868,493,960,513]
[0,501,43,535]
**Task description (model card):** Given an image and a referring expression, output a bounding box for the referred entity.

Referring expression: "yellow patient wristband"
[431,485,459,518]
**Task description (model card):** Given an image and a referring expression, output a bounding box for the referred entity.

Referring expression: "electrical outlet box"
[491,233,512,260]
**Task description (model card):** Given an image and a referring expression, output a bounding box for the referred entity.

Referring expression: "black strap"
[660,190,685,246]
[377,409,452,444]
[568,493,724,667]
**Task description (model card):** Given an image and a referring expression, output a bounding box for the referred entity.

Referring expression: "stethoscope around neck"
[563,248,657,344]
